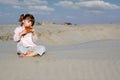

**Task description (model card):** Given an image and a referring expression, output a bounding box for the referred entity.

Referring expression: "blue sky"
[0,0,120,24]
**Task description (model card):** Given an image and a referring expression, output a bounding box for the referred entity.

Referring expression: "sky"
[0,0,120,24]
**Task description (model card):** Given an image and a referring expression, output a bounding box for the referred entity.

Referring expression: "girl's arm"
[13,27,27,42]
[32,29,38,42]
[13,28,21,42]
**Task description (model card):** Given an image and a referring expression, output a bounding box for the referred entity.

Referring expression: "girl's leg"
[17,45,28,57]
[24,45,45,57]
[25,52,38,57]
[19,50,33,58]
[18,53,26,57]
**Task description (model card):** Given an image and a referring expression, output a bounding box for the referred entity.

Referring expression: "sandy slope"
[36,24,120,45]
[0,24,120,80]
[0,24,120,45]
[0,40,120,80]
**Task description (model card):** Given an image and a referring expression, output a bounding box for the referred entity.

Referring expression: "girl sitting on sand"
[13,14,46,57]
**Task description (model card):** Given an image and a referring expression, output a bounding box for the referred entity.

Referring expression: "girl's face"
[23,19,32,27]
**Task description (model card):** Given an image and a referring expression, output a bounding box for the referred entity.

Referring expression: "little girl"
[13,14,46,57]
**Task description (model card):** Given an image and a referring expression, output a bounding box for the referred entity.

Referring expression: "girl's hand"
[19,28,36,38]
[31,29,36,36]
[19,29,27,38]
[25,27,33,33]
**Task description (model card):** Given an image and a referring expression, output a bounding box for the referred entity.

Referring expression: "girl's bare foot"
[18,54,26,58]
[25,52,38,57]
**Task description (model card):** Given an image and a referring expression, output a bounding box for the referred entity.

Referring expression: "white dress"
[13,26,46,55]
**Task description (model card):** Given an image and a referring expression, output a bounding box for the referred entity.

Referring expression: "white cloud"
[78,0,102,1]
[28,11,51,15]
[28,5,54,12]
[0,0,20,5]
[0,0,47,5]
[21,0,48,5]
[55,1,75,8]
[0,0,54,15]
[66,16,74,19]
[76,1,120,10]
[13,5,22,9]
[55,0,120,12]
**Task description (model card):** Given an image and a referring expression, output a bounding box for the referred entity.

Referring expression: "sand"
[0,24,120,80]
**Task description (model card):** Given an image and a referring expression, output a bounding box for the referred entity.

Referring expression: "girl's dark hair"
[19,14,35,26]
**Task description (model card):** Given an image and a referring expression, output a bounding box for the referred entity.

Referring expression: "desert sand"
[0,24,120,80]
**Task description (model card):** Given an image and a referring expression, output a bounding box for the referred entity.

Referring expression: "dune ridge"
[37,24,120,45]
[0,24,120,45]
[0,24,120,80]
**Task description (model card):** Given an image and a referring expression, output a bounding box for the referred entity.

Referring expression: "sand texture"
[0,24,120,80]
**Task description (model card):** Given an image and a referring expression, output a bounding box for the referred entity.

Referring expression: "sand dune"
[36,24,120,45]
[0,39,120,80]
[0,24,120,80]
[0,24,120,45]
